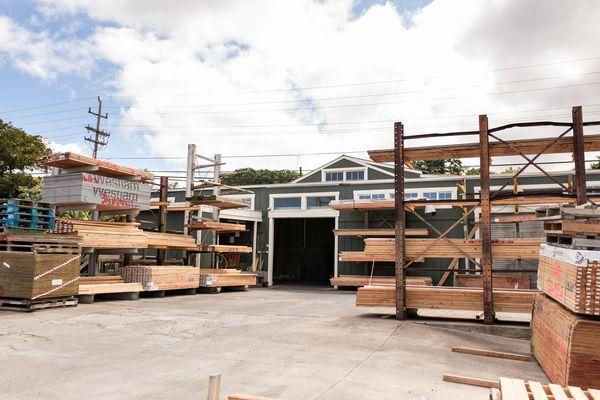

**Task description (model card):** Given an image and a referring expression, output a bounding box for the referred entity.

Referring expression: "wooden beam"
[394,121,406,320]
[572,106,588,205]
[442,374,499,389]
[367,134,600,162]
[479,114,494,325]
[451,346,532,362]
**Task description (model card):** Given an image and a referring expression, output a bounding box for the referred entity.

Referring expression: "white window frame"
[353,189,394,200]
[269,192,339,211]
[322,167,367,183]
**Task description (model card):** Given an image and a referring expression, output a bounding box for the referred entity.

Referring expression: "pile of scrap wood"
[144,231,197,251]
[199,268,257,288]
[330,275,432,287]
[356,285,537,313]
[339,237,543,262]
[122,266,200,291]
[538,244,599,315]
[55,219,148,249]
[531,293,600,389]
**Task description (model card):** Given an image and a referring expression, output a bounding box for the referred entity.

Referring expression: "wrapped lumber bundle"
[199,268,257,287]
[454,274,531,289]
[330,275,432,287]
[538,244,600,315]
[122,266,200,291]
[356,285,537,313]
[56,219,148,249]
[144,231,197,251]
[0,251,80,300]
[531,294,600,389]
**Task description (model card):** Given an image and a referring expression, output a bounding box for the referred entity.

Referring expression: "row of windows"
[325,170,365,182]
[273,195,335,210]
[359,191,454,201]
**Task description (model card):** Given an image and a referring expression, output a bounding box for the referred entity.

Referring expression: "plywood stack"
[531,293,600,389]
[122,265,200,291]
[538,244,600,315]
[55,218,148,249]
[356,285,537,313]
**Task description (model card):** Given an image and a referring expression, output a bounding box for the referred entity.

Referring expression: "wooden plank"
[78,282,143,295]
[528,381,549,400]
[451,346,532,362]
[332,228,428,237]
[568,386,590,400]
[549,384,570,400]
[228,395,276,400]
[187,195,249,209]
[187,220,246,233]
[330,275,432,287]
[200,244,252,254]
[144,231,197,250]
[588,389,600,400]
[367,134,600,162]
[442,374,499,389]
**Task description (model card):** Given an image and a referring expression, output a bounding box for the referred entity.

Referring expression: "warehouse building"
[142,155,600,287]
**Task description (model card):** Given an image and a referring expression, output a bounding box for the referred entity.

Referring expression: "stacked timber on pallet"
[330,275,432,287]
[199,268,257,288]
[340,238,543,262]
[454,274,531,289]
[78,275,143,302]
[55,218,148,249]
[356,285,537,313]
[531,294,600,389]
[188,220,246,233]
[122,266,200,291]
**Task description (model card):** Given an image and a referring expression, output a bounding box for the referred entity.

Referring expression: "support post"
[185,144,196,266]
[572,106,587,205]
[157,176,168,265]
[479,114,494,324]
[394,122,406,320]
[207,374,221,400]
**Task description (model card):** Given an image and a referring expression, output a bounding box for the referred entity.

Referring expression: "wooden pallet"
[497,377,600,400]
[0,296,77,312]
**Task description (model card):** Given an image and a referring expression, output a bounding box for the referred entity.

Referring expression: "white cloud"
[48,140,86,154]
[4,0,600,172]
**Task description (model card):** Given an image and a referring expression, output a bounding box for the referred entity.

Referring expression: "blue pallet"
[0,199,55,231]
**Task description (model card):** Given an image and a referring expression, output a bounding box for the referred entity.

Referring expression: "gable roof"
[292,154,420,184]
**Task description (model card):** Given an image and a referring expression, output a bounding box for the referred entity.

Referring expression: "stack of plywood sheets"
[56,219,148,249]
[0,251,80,300]
[538,244,600,315]
[122,266,200,291]
[454,274,531,289]
[356,285,537,313]
[531,293,600,389]
[78,275,143,295]
[330,275,432,287]
[340,238,543,261]
[199,268,257,288]
[144,231,197,251]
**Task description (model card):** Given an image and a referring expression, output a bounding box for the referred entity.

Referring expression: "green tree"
[590,156,600,169]
[413,159,464,175]
[464,167,480,176]
[500,167,518,174]
[17,180,43,201]
[0,119,52,198]
[221,168,300,185]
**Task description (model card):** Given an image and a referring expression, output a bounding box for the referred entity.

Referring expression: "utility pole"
[85,96,110,158]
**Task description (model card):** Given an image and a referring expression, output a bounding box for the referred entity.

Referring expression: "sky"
[1,0,600,182]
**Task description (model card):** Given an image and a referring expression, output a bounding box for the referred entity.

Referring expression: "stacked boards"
[454,274,531,289]
[144,232,197,251]
[56,219,148,249]
[531,294,600,389]
[78,275,143,298]
[330,275,432,287]
[199,268,257,289]
[122,266,200,291]
[200,244,252,253]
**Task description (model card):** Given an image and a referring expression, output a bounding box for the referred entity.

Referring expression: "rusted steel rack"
[370,106,600,324]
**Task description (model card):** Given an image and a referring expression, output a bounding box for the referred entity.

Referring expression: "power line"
[0,97,94,114]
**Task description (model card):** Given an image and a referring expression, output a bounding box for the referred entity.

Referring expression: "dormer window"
[325,171,344,182]
[322,168,366,182]
[346,170,364,181]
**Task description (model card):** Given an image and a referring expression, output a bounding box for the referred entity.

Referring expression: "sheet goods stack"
[42,152,153,211]
[538,244,600,315]
[55,219,148,249]
[531,294,600,389]
[122,266,200,291]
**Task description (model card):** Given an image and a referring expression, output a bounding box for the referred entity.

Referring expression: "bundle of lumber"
[122,265,200,291]
[144,231,197,251]
[200,244,252,253]
[340,238,543,261]
[42,152,154,182]
[187,220,246,233]
[356,285,537,313]
[531,294,600,389]
[78,275,143,295]
[0,229,81,253]
[0,251,80,300]
[332,228,428,237]
[454,274,531,289]
[538,244,600,315]
[187,195,250,209]
[56,219,148,249]
[330,275,432,287]
[199,268,257,287]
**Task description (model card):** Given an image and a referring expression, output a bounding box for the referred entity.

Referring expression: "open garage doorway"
[273,218,335,284]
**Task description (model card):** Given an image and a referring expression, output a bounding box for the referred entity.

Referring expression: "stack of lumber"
[199,268,257,287]
[356,285,537,313]
[78,275,143,295]
[330,275,432,287]
[144,231,197,251]
[56,219,148,249]
[187,195,250,209]
[454,274,531,289]
[42,152,154,182]
[531,293,600,389]
[0,251,80,300]
[0,229,80,253]
[200,244,252,253]
[122,266,200,291]
[187,220,246,233]
[332,228,428,237]
[339,238,543,261]
[538,244,600,315]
